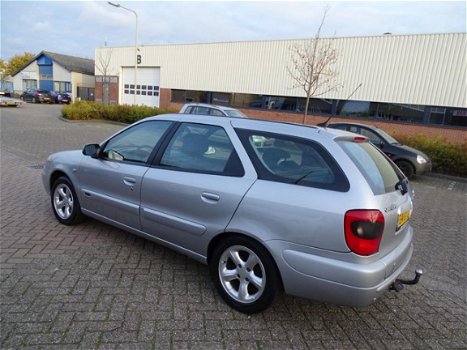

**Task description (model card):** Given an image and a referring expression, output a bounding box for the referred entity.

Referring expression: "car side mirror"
[82,144,100,158]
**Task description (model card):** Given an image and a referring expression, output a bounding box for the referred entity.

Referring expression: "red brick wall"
[160,88,174,111]
[94,82,119,104]
[163,92,466,144]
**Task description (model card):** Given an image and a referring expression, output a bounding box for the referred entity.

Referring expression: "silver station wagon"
[42,114,420,313]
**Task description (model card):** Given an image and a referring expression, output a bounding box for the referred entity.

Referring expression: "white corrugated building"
[95,33,466,129]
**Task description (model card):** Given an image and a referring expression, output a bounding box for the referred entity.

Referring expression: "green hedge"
[392,133,467,177]
[62,100,176,124]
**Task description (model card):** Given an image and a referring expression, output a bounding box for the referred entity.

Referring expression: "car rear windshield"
[339,141,403,195]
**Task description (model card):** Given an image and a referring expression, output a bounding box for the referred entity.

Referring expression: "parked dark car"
[20,88,52,103]
[51,91,72,104]
[327,122,432,178]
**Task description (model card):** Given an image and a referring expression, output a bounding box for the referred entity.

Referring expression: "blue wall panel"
[37,55,52,65]
[40,80,54,91]
[39,65,53,75]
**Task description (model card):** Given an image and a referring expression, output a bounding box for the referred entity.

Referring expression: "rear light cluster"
[344,210,384,256]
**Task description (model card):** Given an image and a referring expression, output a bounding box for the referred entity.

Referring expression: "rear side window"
[339,141,402,195]
[236,129,349,192]
[159,123,244,177]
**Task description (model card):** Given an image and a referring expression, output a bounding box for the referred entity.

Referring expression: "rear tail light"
[344,210,384,256]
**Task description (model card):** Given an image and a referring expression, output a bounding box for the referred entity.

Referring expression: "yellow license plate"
[397,210,410,229]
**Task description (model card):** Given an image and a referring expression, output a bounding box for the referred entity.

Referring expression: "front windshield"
[225,110,248,118]
[376,128,399,144]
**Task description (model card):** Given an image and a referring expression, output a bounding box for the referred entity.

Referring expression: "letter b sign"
[137,55,142,64]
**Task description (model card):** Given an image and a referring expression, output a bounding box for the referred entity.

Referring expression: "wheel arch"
[394,158,416,175]
[49,170,70,191]
[207,231,284,290]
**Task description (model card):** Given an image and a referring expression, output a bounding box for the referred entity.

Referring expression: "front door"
[78,120,174,229]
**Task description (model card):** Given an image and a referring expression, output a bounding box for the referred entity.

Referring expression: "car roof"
[144,113,352,141]
[183,103,237,111]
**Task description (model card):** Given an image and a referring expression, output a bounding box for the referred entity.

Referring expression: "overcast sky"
[1,1,465,60]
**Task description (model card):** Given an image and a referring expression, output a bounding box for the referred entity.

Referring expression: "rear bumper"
[267,229,414,307]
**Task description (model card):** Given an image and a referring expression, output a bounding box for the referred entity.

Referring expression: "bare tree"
[288,7,340,124]
[95,48,114,104]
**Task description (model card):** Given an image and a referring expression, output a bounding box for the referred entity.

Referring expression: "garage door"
[122,67,160,107]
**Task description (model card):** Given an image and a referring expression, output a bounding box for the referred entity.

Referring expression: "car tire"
[51,176,84,225]
[210,235,281,314]
[396,160,415,179]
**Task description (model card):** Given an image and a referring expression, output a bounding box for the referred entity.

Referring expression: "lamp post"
[108,1,138,105]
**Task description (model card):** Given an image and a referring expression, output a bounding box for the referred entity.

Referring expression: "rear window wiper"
[395,178,408,195]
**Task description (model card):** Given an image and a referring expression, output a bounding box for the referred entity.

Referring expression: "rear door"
[140,122,256,256]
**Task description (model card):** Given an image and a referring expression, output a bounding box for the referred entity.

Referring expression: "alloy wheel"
[218,245,266,304]
[53,183,74,220]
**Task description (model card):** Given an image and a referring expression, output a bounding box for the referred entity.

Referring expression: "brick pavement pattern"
[1,104,466,349]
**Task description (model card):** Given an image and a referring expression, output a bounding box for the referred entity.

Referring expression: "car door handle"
[201,192,220,202]
[123,177,136,186]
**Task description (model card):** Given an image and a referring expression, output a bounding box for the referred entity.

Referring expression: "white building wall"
[96,33,467,108]
[71,72,95,101]
[53,63,71,82]
[12,61,38,93]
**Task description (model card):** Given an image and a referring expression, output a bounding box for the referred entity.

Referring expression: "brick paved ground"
[1,104,466,349]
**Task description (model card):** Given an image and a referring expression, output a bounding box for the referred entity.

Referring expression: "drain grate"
[29,164,44,169]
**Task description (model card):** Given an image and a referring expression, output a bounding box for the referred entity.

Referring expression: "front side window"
[160,123,244,176]
[236,129,349,192]
[209,109,225,116]
[183,106,194,114]
[102,121,173,163]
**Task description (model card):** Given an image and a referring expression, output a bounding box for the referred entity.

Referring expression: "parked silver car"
[180,103,248,118]
[42,114,419,313]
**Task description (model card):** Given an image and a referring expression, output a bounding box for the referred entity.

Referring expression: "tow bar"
[390,269,423,292]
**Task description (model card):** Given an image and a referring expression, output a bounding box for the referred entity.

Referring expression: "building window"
[170,89,465,129]
[53,81,72,93]
[338,101,371,117]
[23,79,37,90]
[172,89,209,103]
[430,107,467,127]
